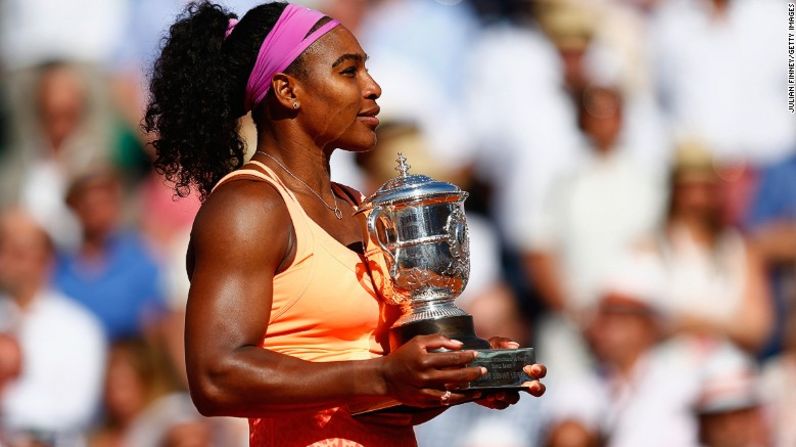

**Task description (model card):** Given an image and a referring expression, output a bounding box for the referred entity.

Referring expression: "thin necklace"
[256,150,343,220]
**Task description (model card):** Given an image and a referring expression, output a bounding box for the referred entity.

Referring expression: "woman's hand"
[474,336,547,410]
[379,334,486,408]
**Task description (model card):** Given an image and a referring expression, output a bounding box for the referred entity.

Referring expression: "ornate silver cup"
[357,154,534,391]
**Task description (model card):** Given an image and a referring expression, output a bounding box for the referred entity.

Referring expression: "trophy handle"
[366,208,397,276]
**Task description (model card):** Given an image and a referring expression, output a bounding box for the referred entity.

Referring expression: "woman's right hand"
[378,334,485,408]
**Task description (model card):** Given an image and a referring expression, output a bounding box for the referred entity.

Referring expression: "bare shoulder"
[189,179,292,272]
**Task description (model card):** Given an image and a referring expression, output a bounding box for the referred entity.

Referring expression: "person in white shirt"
[696,343,770,447]
[0,208,105,445]
[0,62,109,249]
[525,85,665,377]
[649,0,796,165]
[546,252,761,447]
[651,143,773,352]
[761,306,796,447]
[463,14,581,251]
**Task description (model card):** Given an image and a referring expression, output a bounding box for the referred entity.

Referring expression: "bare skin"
[184,26,545,421]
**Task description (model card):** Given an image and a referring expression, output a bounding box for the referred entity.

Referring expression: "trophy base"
[467,347,535,389]
[389,315,492,350]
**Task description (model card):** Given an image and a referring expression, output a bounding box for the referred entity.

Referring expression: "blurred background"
[0,0,794,446]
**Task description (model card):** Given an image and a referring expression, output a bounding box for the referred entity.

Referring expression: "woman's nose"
[363,73,381,100]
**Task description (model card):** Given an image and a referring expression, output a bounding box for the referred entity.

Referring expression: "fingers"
[523,363,547,380]
[428,366,486,387]
[521,380,546,397]
[503,391,521,405]
[423,350,478,369]
[416,334,465,352]
[475,390,521,409]
[522,364,546,397]
[488,336,520,350]
[420,388,470,407]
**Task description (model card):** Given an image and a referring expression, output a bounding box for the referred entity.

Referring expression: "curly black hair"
[144,1,294,200]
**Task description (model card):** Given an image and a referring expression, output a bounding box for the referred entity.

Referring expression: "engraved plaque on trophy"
[356,154,535,393]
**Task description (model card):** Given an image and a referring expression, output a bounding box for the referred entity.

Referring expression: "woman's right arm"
[185,181,484,418]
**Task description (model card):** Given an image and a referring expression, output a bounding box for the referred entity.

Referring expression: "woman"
[653,144,772,352]
[144,2,545,446]
[91,339,164,447]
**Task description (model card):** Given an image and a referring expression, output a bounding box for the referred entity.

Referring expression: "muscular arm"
[185,181,484,418]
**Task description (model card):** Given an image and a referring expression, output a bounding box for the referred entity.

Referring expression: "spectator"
[0,208,105,445]
[651,143,773,352]
[0,62,109,248]
[123,392,247,447]
[53,168,167,341]
[345,0,480,190]
[649,0,796,165]
[548,252,703,447]
[463,1,581,251]
[0,0,125,160]
[544,419,599,447]
[696,343,770,447]
[525,85,664,376]
[745,151,796,355]
[90,338,175,447]
[92,336,247,447]
[647,0,795,229]
[761,306,796,447]
[534,0,670,172]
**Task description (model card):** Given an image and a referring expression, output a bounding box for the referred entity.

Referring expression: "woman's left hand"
[473,336,547,410]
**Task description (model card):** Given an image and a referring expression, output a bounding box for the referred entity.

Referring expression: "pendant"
[334,208,343,220]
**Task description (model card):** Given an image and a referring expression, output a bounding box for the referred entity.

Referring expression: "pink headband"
[226,4,340,112]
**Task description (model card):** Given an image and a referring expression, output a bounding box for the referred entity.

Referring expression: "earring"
[292,102,299,110]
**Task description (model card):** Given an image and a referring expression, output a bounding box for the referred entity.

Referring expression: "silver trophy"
[357,154,534,390]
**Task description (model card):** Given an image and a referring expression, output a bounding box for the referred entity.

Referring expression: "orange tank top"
[212,161,415,447]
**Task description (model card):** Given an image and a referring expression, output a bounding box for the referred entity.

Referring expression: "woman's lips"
[357,115,380,128]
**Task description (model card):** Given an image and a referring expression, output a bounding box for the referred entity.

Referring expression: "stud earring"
[292,102,299,110]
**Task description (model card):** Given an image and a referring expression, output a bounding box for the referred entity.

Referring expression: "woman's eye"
[342,67,357,76]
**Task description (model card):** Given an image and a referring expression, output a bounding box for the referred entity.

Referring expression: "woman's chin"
[336,134,377,152]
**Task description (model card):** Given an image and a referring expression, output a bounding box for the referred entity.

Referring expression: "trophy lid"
[359,153,466,210]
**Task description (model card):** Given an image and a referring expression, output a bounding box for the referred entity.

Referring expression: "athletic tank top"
[212,161,415,447]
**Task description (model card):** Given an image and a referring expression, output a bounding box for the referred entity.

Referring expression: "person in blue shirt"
[745,151,796,357]
[53,168,167,340]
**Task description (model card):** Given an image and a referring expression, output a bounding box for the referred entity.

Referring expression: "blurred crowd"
[0,0,794,446]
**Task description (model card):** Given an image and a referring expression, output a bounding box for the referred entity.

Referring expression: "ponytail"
[144,1,289,200]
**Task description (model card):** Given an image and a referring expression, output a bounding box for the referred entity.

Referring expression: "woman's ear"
[271,73,301,110]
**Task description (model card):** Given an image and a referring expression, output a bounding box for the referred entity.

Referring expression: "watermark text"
[788,3,795,113]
